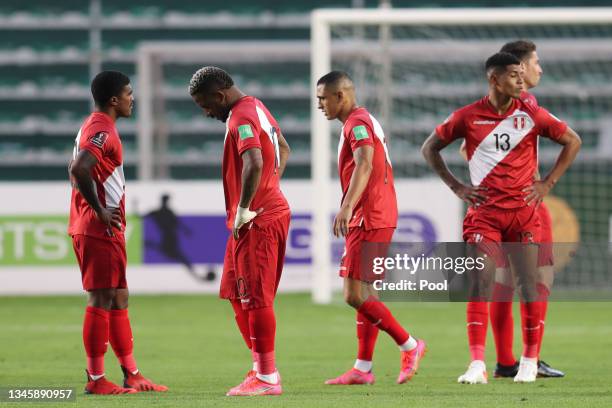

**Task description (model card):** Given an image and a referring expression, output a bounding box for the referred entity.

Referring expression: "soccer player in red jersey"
[494,40,564,378]
[422,53,581,383]
[316,71,426,386]
[69,71,168,394]
[458,41,564,379]
[189,66,291,396]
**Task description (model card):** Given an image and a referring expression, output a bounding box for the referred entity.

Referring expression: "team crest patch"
[91,131,108,148]
[513,116,527,130]
[353,125,369,140]
[238,124,254,140]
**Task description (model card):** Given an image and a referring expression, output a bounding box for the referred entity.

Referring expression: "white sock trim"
[470,360,486,369]
[399,336,418,351]
[256,371,279,384]
[354,359,372,373]
[520,356,538,365]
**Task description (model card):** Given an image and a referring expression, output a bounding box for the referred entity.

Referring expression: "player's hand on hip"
[233,206,262,239]
[523,181,550,207]
[453,183,488,207]
[96,207,122,236]
[333,205,353,238]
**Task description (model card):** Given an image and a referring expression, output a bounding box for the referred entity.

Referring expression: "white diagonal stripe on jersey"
[224,110,233,144]
[256,105,281,168]
[337,125,345,165]
[73,128,82,159]
[339,115,392,168]
[104,164,125,209]
[468,109,534,186]
[368,114,392,166]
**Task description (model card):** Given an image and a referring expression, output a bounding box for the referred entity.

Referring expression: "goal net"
[311,8,612,303]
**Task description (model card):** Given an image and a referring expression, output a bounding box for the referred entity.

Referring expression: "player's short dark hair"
[317,70,353,87]
[500,40,537,62]
[189,66,234,96]
[485,52,521,75]
[90,71,130,107]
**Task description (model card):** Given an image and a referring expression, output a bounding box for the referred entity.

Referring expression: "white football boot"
[458,360,488,384]
[514,356,538,383]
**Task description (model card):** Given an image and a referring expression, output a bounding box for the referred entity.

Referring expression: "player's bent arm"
[343,145,374,210]
[421,131,462,192]
[70,150,122,232]
[70,149,104,214]
[238,147,263,208]
[277,131,290,178]
[422,131,487,205]
[542,127,582,188]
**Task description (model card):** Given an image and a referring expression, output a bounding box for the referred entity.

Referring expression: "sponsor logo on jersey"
[238,124,254,140]
[473,120,496,125]
[91,131,108,148]
[352,125,369,140]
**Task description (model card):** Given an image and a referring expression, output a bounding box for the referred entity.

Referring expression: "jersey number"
[494,133,510,152]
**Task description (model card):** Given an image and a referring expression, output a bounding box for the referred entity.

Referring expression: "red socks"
[466,301,488,361]
[109,309,137,373]
[248,306,276,375]
[536,283,550,357]
[230,299,252,349]
[520,301,541,358]
[83,306,109,376]
[490,283,516,366]
[230,301,276,375]
[84,306,140,377]
[469,283,548,363]
[357,299,409,346]
[356,311,379,361]
[518,284,547,359]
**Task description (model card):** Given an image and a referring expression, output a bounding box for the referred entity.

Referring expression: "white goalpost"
[310,7,612,304]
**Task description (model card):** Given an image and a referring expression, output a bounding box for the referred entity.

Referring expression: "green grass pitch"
[1,294,612,407]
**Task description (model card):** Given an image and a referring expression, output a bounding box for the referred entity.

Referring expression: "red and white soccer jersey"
[436,96,567,210]
[337,107,397,281]
[68,111,127,291]
[68,111,126,240]
[220,96,290,308]
[338,107,398,230]
[221,96,290,229]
